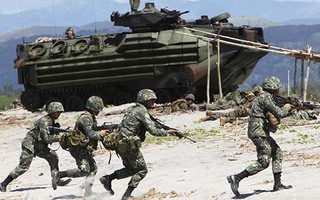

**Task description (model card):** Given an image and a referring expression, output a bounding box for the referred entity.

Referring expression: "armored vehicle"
[14,0,267,111]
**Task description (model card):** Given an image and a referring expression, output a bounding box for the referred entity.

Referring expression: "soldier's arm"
[79,115,103,141]
[139,110,167,136]
[265,95,290,118]
[39,118,60,144]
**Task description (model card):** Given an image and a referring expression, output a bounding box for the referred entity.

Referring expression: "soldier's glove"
[53,122,61,128]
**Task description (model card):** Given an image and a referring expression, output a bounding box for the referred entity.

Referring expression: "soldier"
[99,89,177,200]
[200,91,257,124]
[206,90,247,111]
[227,76,293,197]
[51,96,107,196]
[171,93,196,112]
[65,27,75,39]
[0,102,71,192]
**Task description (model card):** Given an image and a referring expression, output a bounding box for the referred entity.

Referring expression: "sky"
[1,0,320,14]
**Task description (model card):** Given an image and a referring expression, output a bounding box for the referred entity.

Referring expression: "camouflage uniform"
[100,89,169,200]
[51,96,104,195]
[201,92,255,123]
[227,76,292,197]
[0,102,65,192]
[207,90,246,111]
[171,94,195,112]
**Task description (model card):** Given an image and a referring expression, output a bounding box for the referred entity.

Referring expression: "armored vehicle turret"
[14,0,267,111]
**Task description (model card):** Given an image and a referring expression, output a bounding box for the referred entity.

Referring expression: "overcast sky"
[1,0,320,14]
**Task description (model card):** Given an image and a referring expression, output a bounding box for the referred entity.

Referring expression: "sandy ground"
[0,105,320,200]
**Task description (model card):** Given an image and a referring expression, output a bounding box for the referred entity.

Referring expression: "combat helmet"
[136,89,157,103]
[86,96,104,113]
[253,86,263,95]
[185,94,195,101]
[262,76,282,90]
[47,102,64,114]
[65,27,74,35]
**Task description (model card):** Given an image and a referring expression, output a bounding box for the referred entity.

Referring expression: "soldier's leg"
[269,137,292,191]
[1,148,33,192]
[121,150,147,199]
[51,148,89,190]
[227,136,271,197]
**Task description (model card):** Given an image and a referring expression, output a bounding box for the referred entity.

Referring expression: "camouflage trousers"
[9,137,59,179]
[63,146,98,178]
[115,149,148,188]
[245,136,282,175]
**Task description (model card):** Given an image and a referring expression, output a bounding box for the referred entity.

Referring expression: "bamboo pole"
[287,70,290,96]
[178,29,320,62]
[303,46,312,101]
[216,38,223,98]
[294,57,297,94]
[206,41,211,104]
[301,59,305,97]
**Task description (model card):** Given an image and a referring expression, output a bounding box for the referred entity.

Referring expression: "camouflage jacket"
[75,111,103,148]
[249,91,290,137]
[27,115,60,145]
[120,103,167,140]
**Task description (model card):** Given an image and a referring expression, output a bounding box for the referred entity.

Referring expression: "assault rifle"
[275,96,320,110]
[150,116,197,143]
[93,122,119,132]
[49,126,73,134]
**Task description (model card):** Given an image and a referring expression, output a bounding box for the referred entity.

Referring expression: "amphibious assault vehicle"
[14,0,267,111]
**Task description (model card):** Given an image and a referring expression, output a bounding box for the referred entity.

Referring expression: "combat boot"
[100,175,115,195]
[57,178,72,186]
[220,116,231,126]
[0,175,14,192]
[121,186,135,200]
[227,170,249,197]
[273,173,292,191]
[199,116,211,122]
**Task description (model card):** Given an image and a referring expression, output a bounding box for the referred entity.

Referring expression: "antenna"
[51,0,57,36]
[91,0,97,34]
[19,0,25,43]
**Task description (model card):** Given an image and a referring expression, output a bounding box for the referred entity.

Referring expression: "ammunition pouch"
[102,131,122,151]
[116,135,141,154]
[59,129,88,150]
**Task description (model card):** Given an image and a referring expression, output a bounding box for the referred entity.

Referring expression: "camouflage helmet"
[262,76,282,90]
[253,86,263,95]
[185,94,195,101]
[86,96,104,112]
[47,101,64,114]
[136,89,157,103]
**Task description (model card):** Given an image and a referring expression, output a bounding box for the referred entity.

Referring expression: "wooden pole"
[303,46,312,101]
[287,70,290,96]
[294,57,297,94]
[301,59,305,97]
[216,38,223,98]
[206,41,211,104]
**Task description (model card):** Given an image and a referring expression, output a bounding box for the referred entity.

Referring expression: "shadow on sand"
[231,189,273,199]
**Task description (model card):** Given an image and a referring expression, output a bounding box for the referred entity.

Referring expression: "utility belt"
[114,127,142,154]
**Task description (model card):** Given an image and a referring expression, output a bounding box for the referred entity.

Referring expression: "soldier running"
[227,76,293,197]
[0,102,71,192]
[99,89,177,200]
[51,96,107,196]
